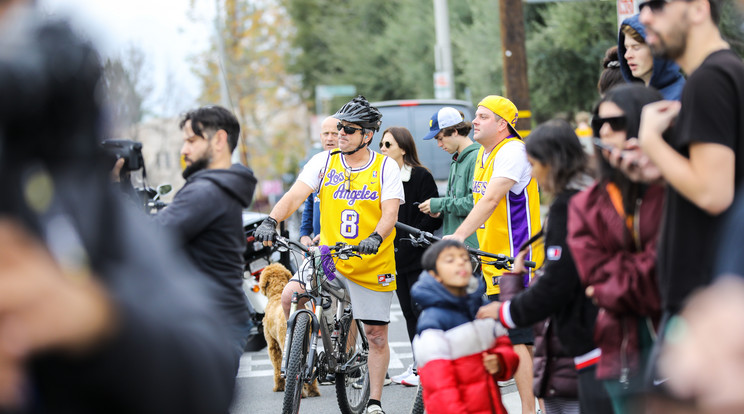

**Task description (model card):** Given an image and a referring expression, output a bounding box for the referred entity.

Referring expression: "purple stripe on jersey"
[508,189,530,283]
[381,154,386,187]
[320,150,333,189]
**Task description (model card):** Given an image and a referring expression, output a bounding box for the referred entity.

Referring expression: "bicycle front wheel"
[282,312,311,414]
[335,318,369,414]
[410,383,425,414]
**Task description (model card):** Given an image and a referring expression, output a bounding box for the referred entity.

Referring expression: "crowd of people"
[1,0,743,412]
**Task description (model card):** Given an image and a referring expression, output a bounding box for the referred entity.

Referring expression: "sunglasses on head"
[379,141,392,149]
[591,115,627,132]
[337,122,363,135]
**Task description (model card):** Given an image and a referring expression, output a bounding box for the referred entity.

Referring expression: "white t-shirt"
[298,149,405,204]
[482,140,532,195]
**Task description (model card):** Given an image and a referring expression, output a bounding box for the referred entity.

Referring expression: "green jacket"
[430,142,481,248]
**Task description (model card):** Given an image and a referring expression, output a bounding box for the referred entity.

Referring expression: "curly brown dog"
[259,263,320,397]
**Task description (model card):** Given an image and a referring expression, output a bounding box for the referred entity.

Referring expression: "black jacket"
[155,164,257,326]
[26,172,236,414]
[1,13,235,412]
[506,190,598,357]
[394,166,442,276]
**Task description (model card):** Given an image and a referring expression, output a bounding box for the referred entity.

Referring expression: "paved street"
[230,301,522,413]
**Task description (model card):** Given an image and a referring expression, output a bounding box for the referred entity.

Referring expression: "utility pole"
[433,0,455,99]
[214,1,245,164]
[499,0,532,137]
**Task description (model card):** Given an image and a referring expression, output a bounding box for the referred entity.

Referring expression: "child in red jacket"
[411,240,519,414]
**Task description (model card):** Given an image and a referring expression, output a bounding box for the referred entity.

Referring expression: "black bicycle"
[394,221,536,414]
[274,236,370,414]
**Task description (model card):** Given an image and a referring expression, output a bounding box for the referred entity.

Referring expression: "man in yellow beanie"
[444,95,543,414]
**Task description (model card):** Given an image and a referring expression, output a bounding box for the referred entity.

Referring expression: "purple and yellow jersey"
[473,138,544,295]
[318,152,397,291]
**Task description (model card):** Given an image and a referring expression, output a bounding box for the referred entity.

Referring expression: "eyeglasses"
[379,141,392,149]
[337,122,363,135]
[639,0,690,13]
[591,115,627,132]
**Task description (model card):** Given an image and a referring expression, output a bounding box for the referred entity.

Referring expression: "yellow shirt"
[318,152,397,291]
[472,138,544,295]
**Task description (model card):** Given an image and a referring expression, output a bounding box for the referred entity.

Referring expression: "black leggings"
[577,364,614,414]
[394,269,422,343]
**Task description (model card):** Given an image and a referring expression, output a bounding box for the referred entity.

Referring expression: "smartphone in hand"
[593,138,639,168]
[592,137,616,153]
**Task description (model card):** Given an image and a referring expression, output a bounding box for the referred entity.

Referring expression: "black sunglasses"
[337,122,363,135]
[639,0,690,13]
[379,141,392,149]
[591,115,627,132]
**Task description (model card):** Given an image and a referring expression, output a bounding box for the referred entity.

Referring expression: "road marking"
[238,342,414,378]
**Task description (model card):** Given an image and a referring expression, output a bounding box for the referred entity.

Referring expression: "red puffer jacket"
[413,319,519,414]
[567,182,663,380]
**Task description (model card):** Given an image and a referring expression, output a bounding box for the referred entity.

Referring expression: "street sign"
[617,0,639,28]
[316,85,357,99]
[315,85,357,115]
[433,71,453,100]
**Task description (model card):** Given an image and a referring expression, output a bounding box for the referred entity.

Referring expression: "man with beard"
[612,0,744,400]
[155,106,257,373]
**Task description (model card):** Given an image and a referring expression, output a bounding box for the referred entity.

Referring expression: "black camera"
[101,139,144,172]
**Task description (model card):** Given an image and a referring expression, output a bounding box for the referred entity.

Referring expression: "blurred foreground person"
[0,1,235,413]
[652,186,744,413]
[657,276,744,413]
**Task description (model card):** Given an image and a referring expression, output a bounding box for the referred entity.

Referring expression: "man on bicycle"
[255,95,404,414]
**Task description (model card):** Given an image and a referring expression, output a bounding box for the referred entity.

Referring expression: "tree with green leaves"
[192,0,308,182]
[526,1,617,122]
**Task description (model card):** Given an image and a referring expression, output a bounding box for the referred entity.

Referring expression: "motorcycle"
[241,211,294,352]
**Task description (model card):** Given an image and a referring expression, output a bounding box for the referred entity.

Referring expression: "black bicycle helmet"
[333,95,382,132]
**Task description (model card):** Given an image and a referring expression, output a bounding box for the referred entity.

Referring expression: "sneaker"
[351,375,365,389]
[400,373,419,387]
[497,378,516,387]
[352,373,390,388]
[366,404,385,414]
[391,365,413,384]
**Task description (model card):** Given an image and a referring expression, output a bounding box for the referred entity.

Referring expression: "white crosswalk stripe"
[237,305,411,378]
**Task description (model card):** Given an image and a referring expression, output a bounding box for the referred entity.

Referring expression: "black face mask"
[182,157,209,179]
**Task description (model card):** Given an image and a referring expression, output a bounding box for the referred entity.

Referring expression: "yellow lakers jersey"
[318,152,397,291]
[472,138,544,295]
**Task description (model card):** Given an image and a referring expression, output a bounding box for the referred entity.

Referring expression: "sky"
[39,0,215,117]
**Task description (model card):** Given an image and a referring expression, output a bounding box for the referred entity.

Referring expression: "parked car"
[371,99,475,181]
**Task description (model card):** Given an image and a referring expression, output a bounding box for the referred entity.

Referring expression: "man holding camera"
[153,106,257,372]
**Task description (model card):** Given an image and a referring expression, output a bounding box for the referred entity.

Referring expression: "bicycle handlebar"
[274,235,362,255]
[394,222,536,269]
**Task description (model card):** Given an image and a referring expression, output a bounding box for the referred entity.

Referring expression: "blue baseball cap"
[422,107,464,140]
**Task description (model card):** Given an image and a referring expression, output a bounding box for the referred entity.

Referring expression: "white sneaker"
[366,404,385,414]
[400,372,420,387]
[391,365,413,384]
[497,378,516,387]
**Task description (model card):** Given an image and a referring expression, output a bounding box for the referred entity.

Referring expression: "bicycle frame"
[279,241,369,384]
